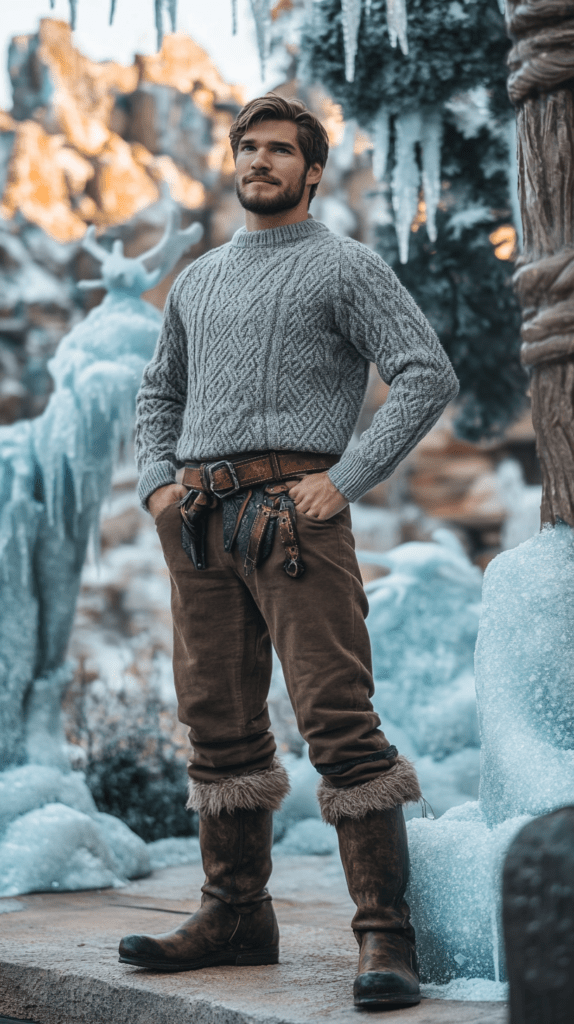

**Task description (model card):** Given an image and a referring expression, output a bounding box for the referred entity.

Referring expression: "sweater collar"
[230,217,329,249]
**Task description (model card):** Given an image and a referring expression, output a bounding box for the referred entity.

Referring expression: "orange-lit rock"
[36,19,138,154]
[0,121,87,242]
[136,33,244,108]
[89,135,159,224]
[0,21,235,242]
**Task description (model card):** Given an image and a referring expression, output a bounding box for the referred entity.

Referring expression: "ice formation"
[371,108,391,183]
[505,116,522,248]
[477,524,574,825]
[0,764,151,896]
[386,0,409,54]
[392,112,422,264]
[341,0,363,83]
[420,110,443,244]
[0,209,202,896]
[406,523,574,985]
[390,109,442,263]
[363,531,483,816]
[497,459,541,551]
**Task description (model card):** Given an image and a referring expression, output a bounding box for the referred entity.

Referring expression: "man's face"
[235,119,320,215]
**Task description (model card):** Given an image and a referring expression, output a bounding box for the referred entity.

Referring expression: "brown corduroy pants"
[155,498,396,788]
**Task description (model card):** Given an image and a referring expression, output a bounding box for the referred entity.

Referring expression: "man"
[119,94,459,1008]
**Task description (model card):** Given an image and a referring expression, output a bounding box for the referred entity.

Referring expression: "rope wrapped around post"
[506,0,574,525]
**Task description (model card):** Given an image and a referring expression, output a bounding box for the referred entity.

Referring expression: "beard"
[235,170,307,215]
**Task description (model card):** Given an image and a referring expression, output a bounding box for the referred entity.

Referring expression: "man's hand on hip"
[286,472,348,521]
[148,483,187,519]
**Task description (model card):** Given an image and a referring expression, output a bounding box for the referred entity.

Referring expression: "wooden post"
[506,0,574,525]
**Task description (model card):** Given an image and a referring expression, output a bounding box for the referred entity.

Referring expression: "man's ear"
[306,161,323,186]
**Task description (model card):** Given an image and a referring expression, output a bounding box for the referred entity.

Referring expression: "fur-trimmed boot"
[119,758,289,972]
[318,756,421,1009]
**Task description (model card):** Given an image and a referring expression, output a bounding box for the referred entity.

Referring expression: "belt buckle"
[205,459,241,498]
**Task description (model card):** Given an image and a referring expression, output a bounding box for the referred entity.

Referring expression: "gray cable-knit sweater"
[135,218,458,507]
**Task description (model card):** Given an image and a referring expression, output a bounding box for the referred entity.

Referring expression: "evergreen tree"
[301,0,526,440]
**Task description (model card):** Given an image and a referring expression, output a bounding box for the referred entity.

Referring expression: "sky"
[0,0,265,110]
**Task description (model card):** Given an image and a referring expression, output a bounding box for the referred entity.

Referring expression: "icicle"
[109,0,117,25]
[420,108,443,243]
[155,0,164,51]
[167,0,177,31]
[497,0,505,13]
[231,0,238,34]
[341,0,362,83]
[332,119,357,174]
[505,116,522,249]
[391,110,422,264]
[371,108,390,182]
[49,0,55,7]
[386,0,408,56]
[250,0,271,79]
[68,0,78,30]
[365,0,372,15]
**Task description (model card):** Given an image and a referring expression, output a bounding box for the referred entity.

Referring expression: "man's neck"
[244,207,311,232]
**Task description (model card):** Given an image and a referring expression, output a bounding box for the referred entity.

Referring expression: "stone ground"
[0,856,507,1024]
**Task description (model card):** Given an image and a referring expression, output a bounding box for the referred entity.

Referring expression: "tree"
[301,0,527,440]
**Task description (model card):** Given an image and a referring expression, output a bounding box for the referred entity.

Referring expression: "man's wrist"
[138,460,178,511]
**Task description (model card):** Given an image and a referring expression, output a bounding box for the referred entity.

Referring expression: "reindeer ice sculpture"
[0,211,202,896]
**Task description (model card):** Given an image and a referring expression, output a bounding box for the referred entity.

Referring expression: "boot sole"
[119,946,279,972]
[355,994,421,1008]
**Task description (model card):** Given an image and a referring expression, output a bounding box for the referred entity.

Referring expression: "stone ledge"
[0,858,507,1024]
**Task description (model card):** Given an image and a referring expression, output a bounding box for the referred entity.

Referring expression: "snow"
[147,836,201,870]
[422,978,508,1001]
[446,203,494,240]
[0,764,150,897]
[365,533,482,765]
[445,85,491,140]
[0,803,142,897]
[275,818,339,856]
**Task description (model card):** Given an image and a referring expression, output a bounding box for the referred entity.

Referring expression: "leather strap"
[182,451,338,497]
[244,503,274,576]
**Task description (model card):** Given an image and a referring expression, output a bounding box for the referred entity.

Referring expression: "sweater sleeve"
[134,272,189,509]
[327,244,459,504]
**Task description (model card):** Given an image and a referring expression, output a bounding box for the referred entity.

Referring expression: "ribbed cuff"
[137,460,177,510]
[328,449,387,504]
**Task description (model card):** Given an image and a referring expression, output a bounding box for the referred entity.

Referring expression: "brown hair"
[229,94,329,204]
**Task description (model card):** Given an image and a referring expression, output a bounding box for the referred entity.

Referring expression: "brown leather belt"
[182,451,338,498]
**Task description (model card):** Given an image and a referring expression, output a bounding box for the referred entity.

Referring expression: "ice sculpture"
[406,524,574,984]
[0,209,202,896]
[362,531,483,817]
